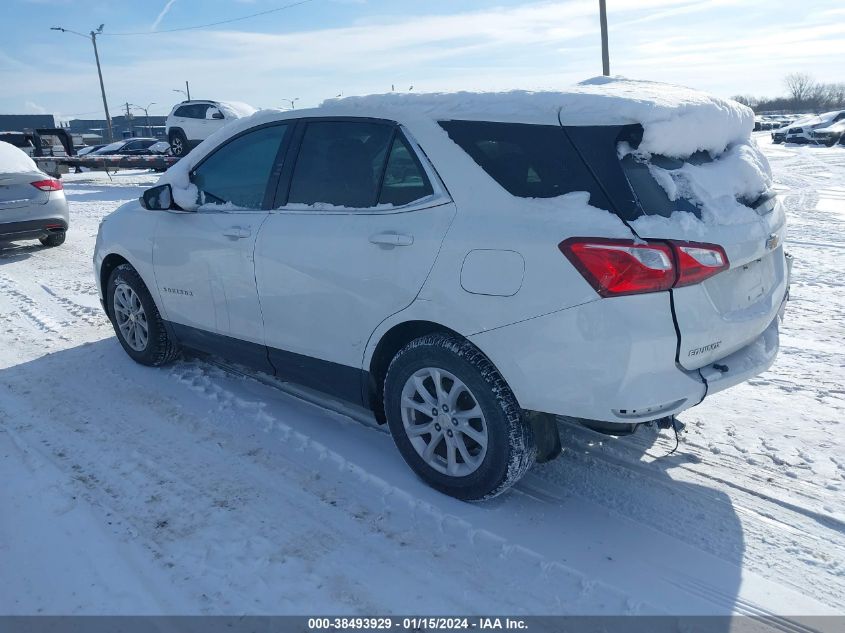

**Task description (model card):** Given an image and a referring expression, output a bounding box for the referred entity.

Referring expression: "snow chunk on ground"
[321,76,754,158]
[0,140,40,174]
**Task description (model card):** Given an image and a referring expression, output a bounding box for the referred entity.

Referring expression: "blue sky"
[2,0,843,119]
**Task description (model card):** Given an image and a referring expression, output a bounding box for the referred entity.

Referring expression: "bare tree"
[824,83,845,109]
[731,94,758,107]
[784,72,815,106]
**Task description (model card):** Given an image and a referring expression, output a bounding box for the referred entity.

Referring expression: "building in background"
[0,114,57,132]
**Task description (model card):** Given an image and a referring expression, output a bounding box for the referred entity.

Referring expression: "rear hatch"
[0,171,50,211]
[567,125,788,370]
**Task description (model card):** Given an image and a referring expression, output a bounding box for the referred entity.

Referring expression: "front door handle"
[222,226,251,239]
[369,232,414,247]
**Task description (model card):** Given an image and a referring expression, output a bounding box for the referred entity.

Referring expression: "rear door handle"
[369,232,414,247]
[222,226,251,239]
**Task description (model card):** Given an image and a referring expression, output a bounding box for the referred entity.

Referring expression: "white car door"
[152,122,292,369]
[184,103,210,142]
[254,118,455,403]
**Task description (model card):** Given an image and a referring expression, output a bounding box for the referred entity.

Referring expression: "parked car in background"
[95,86,789,500]
[165,100,256,157]
[0,141,68,247]
[775,111,845,144]
[89,138,169,156]
[811,119,845,146]
[77,144,107,157]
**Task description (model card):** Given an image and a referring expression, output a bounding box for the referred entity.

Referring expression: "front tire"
[39,231,65,247]
[107,264,178,366]
[384,333,536,501]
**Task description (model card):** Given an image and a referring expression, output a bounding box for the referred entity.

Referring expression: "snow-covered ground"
[1,137,843,615]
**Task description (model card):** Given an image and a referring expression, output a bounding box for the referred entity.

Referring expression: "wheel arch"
[100,253,131,319]
[366,320,464,423]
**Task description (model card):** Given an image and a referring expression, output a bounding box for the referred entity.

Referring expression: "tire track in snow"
[0,274,67,339]
[165,360,648,614]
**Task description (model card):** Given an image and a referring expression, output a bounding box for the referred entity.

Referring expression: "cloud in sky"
[151,0,178,32]
[1,0,842,116]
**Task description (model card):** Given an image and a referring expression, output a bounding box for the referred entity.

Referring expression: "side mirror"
[211,111,224,120]
[140,183,175,210]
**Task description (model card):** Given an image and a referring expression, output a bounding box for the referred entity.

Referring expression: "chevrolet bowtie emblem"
[765,233,780,250]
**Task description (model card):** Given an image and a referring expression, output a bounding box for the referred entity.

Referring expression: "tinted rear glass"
[619,154,704,219]
[439,121,609,207]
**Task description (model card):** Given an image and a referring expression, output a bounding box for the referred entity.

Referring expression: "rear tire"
[168,130,188,157]
[384,333,536,501]
[107,263,178,366]
[39,231,65,247]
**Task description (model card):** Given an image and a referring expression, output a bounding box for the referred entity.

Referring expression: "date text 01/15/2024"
[306,617,528,630]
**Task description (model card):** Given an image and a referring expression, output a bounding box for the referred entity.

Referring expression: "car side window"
[379,134,433,206]
[287,120,393,208]
[191,124,288,210]
[173,105,189,117]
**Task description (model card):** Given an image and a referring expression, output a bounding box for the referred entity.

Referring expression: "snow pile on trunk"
[0,140,40,174]
[638,140,773,231]
[322,76,754,158]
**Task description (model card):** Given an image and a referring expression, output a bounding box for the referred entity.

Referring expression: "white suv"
[95,81,789,500]
[165,100,256,156]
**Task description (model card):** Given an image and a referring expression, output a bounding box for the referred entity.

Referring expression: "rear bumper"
[0,218,68,242]
[469,287,785,425]
[699,316,779,396]
[469,293,708,424]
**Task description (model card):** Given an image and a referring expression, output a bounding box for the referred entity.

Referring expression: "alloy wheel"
[400,367,488,476]
[113,283,149,351]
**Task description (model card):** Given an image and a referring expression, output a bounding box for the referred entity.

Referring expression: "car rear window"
[438,120,611,209]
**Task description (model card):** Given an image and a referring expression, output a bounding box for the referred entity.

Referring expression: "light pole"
[51,24,114,141]
[173,81,191,101]
[130,102,156,136]
[281,98,299,110]
[599,0,610,76]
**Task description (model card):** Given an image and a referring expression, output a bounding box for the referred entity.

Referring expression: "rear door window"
[191,123,289,209]
[379,134,433,206]
[287,120,393,208]
[438,120,610,208]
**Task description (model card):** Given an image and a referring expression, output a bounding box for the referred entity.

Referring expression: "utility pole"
[599,0,610,76]
[51,24,114,141]
[185,81,191,100]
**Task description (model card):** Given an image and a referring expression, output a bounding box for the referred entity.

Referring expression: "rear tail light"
[673,242,728,287]
[559,238,729,297]
[31,179,63,191]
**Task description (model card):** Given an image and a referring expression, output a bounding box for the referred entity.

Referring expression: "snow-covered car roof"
[787,110,844,130]
[318,76,754,158]
[0,140,41,174]
[216,101,257,119]
[162,77,761,209]
[815,119,845,133]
